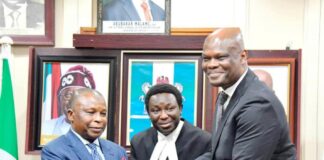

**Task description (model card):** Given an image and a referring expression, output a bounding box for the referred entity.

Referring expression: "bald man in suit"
[197,28,296,159]
[41,88,127,160]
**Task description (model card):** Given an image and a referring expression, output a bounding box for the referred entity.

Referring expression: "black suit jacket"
[0,1,44,28]
[130,120,211,160]
[198,69,296,160]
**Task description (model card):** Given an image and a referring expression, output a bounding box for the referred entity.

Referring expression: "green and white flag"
[0,53,18,159]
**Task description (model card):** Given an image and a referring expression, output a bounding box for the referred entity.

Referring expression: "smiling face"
[68,89,107,142]
[148,93,182,136]
[202,28,247,89]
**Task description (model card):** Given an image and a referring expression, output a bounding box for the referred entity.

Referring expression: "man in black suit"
[197,28,296,159]
[0,0,44,28]
[130,83,211,160]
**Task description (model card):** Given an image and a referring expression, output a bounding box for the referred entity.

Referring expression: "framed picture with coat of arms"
[120,50,204,147]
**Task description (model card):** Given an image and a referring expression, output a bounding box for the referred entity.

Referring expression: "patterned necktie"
[141,1,152,21]
[215,91,229,132]
[87,143,101,160]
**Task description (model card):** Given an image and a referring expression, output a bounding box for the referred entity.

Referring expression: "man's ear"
[67,109,74,123]
[240,50,248,63]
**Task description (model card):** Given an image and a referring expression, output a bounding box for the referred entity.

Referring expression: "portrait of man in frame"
[250,65,290,117]
[40,62,110,145]
[99,0,169,34]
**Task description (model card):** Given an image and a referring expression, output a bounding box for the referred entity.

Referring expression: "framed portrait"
[26,48,121,152]
[0,0,54,45]
[204,50,301,145]
[97,0,170,34]
[249,56,299,144]
[249,59,295,119]
[121,50,203,147]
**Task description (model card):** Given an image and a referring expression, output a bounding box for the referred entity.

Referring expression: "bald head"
[254,69,273,89]
[69,88,106,110]
[203,28,245,54]
[202,28,248,89]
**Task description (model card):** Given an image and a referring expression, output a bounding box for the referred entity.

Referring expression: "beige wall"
[3,0,323,159]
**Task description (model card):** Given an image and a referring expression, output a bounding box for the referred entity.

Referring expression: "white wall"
[5,0,323,159]
[301,0,324,159]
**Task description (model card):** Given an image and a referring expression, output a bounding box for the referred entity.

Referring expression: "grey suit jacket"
[41,130,127,160]
[197,69,296,160]
[0,1,44,28]
[103,0,165,21]
[131,120,211,160]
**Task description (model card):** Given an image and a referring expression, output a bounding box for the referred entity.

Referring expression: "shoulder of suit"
[180,121,211,139]
[99,139,125,151]
[133,127,155,138]
[130,127,156,145]
[42,134,69,151]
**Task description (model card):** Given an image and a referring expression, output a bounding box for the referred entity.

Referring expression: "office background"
[3,0,323,159]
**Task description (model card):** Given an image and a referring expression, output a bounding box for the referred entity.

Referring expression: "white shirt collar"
[150,120,184,160]
[222,68,248,110]
[71,129,100,146]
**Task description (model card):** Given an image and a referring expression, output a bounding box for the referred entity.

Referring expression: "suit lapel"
[212,69,257,154]
[144,127,159,159]
[211,93,222,150]
[149,1,161,21]
[121,0,141,20]
[66,130,93,160]
[100,139,116,159]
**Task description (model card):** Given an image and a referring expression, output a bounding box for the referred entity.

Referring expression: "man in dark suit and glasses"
[197,28,296,160]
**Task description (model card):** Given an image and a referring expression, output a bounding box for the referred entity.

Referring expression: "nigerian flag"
[0,58,18,160]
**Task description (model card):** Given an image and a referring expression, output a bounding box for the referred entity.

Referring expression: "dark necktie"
[215,91,229,132]
[87,143,101,160]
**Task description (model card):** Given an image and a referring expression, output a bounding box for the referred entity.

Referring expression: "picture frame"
[249,58,295,120]
[120,50,203,147]
[97,0,171,34]
[0,0,54,45]
[170,28,215,36]
[203,50,301,145]
[25,48,121,152]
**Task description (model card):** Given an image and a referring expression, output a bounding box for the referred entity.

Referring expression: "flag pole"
[0,36,18,160]
[0,36,13,96]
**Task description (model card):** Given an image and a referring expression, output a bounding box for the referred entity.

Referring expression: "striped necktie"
[87,143,101,160]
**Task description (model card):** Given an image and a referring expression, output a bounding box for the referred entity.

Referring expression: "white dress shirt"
[71,129,105,160]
